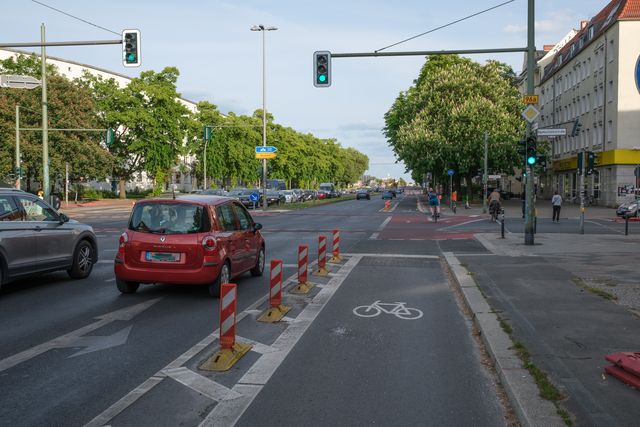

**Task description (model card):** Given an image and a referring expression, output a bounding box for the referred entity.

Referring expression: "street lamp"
[250,24,277,210]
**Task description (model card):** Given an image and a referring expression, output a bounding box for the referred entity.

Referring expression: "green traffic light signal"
[527,155,536,165]
[313,51,331,87]
[318,74,326,83]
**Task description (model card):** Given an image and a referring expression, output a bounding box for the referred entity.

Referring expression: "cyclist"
[488,188,501,221]
[427,187,440,219]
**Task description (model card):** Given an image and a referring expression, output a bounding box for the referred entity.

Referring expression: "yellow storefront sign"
[552,150,640,171]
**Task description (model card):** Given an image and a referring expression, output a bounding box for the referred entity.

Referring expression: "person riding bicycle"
[488,188,501,220]
[427,188,440,218]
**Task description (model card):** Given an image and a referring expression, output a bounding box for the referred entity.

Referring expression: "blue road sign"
[249,192,260,202]
[447,169,455,176]
[255,146,277,153]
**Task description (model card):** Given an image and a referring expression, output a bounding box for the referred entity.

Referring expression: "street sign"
[523,95,539,104]
[521,105,540,123]
[255,146,277,153]
[255,152,277,160]
[0,75,41,89]
[537,128,567,137]
[447,169,455,176]
[249,192,260,202]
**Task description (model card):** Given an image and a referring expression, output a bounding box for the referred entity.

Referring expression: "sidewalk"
[454,232,640,426]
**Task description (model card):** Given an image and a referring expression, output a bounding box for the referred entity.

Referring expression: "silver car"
[0,189,98,290]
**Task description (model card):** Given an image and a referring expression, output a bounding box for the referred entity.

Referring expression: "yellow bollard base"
[258,305,291,323]
[313,266,330,277]
[328,255,343,264]
[199,342,253,372]
[290,282,315,294]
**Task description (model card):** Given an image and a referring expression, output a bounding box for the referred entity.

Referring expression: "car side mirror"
[253,223,262,232]
[59,213,70,223]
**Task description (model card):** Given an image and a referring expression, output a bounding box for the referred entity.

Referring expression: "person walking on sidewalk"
[552,191,562,222]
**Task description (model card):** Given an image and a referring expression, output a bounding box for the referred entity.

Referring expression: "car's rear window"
[129,202,209,234]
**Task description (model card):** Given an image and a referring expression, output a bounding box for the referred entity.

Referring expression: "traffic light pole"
[579,150,585,234]
[41,24,49,202]
[15,105,20,189]
[483,132,488,214]
[524,0,536,245]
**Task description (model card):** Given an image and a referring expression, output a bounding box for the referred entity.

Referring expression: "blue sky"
[2,0,611,181]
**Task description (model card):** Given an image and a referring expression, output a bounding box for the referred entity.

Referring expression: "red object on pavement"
[298,245,309,284]
[269,259,283,308]
[605,365,640,390]
[219,283,237,350]
[605,352,640,377]
[318,236,327,268]
[332,229,340,258]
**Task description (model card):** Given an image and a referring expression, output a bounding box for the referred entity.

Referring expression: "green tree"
[384,55,524,198]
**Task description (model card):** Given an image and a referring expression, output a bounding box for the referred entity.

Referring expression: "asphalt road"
[0,193,509,426]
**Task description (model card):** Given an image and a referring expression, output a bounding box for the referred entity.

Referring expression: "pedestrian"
[552,190,562,222]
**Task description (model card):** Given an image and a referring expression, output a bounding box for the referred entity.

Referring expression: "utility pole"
[15,105,20,189]
[203,140,207,190]
[261,28,267,210]
[41,23,50,202]
[579,151,585,234]
[65,162,69,207]
[524,0,536,245]
[483,132,488,214]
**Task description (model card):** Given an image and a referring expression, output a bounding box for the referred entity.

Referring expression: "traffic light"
[204,126,212,141]
[122,29,141,67]
[517,139,527,157]
[313,51,331,87]
[571,119,582,137]
[537,155,546,169]
[577,152,584,175]
[586,151,595,175]
[526,137,537,166]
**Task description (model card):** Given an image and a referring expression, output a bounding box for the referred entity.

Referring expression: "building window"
[608,39,614,62]
[588,26,594,39]
[587,58,591,76]
[608,80,613,103]
[607,120,613,143]
[593,125,598,145]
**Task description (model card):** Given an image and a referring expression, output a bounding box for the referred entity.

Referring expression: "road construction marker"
[258,260,291,322]
[291,245,315,294]
[200,283,252,371]
[329,229,343,263]
[313,235,330,276]
[383,200,391,211]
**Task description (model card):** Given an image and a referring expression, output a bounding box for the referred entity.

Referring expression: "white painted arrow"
[0,298,162,372]
[69,325,133,358]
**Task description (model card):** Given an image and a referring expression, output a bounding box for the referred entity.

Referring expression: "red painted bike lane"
[378,214,478,240]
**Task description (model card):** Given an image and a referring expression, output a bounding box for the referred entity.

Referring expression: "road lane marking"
[201,256,361,426]
[163,367,241,402]
[369,232,380,240]
[105,278,116,282]
[0,298,162,373]
[438,218,486,231]
[370,216,392,239]
[343,253,439,259]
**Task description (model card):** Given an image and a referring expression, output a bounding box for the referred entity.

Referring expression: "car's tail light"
[202,236,217,251]
[119,232,128,248]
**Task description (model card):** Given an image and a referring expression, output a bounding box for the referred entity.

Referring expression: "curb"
[442,252,564,427]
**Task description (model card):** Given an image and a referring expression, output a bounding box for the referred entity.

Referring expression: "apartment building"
[534,0,640,207]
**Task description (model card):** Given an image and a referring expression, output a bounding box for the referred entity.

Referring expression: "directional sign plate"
[447,169,455,176]
[256,152,277,159]
[249,192,260,202]
[521,105,540,123]
[255,146,277,153]
[537,128,567,137]
[0,75,41,89]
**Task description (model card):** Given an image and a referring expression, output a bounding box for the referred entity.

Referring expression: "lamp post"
[250,24,277,210]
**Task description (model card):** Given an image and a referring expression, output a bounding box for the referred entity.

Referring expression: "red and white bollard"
[314,235,330,276]
[329,229,343,263]
[200,283,252,371]
[258,259,290,322]
[292,244,314,294]
[219,283,237,350]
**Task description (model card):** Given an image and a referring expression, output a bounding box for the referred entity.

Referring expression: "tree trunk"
[119,178,127,199]
[466,173,473,202]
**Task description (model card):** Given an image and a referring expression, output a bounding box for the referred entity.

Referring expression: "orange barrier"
[329,229,343,263]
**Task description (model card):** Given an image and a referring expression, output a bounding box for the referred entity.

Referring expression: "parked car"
[302,190,317,201]
[381,191,394,200]
[264,191,286,206]
[281,190,296,203]
[237,189,262,208]
[617,198,639,218]
[114,195,265,297]
[317,190,328,200]
[0,188,98,290]
[201,189,228,196]
[292,189,304,202]
[356,190,371,200]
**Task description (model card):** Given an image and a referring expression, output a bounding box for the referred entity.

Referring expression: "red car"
[114,196,265,297]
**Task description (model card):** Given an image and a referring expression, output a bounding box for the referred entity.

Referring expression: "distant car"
[237,189,262,208]
[201,189,228,196]
[317,190,328,200]
[0,188,98,289]
[381,191,394,200]
[356,190,370,200]
[114,196,265,297]
[617,199,639,218]
[263,191,285,206]
[281,190,296,203]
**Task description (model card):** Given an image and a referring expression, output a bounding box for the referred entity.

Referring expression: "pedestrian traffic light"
[586,151,595,175]
[122,29,141,67]
[526,137,537,166]
[517,139,527,156]
[571,119,582,137]
[313,51,331,87]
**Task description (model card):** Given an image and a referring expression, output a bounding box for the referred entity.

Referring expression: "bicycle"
[353,301,423,320]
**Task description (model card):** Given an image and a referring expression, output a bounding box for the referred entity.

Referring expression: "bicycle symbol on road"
[353,301,423,320]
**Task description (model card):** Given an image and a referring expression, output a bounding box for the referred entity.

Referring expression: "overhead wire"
[31,0,121,36]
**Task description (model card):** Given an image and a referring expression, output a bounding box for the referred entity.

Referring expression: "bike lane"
[235,254,507,426]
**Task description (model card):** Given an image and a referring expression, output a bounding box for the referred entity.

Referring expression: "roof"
[540,0,640,84]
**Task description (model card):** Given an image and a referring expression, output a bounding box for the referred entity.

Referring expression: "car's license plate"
[145,251,181,262]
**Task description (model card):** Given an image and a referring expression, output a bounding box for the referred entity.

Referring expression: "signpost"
[537,128,566,137]
[255,152,276,160]
[522,94,538,104]
[255,146,277,160]
[447,169,455,210]
[0,75,41,89]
